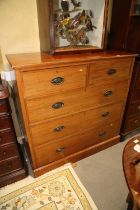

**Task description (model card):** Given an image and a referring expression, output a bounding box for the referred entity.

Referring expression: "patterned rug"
[0,163,98,210]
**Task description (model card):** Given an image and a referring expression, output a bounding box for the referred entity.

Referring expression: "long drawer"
[26,81,128,123]
[123,114,140,132]
[131,90,140,103]
[0,99,10,115]
[22,65,87,98]
[34,121,120,167]
[89,58,132,86]
[0,115,13,130]
[0,128,16,146]
[30,102,123,146]
[127,102,140,116]
[0,157,22,176]
[0,143,18,162]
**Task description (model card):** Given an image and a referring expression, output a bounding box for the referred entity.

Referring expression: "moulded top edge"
[6,50,137,70]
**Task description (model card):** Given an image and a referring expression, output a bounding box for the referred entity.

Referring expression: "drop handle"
[52,102,64,109]
[107,68,117,75]
[99,131,106,137]
[101,112,110,117]
[56,147,65,153]
[54,126,65,132]
[104,90,113,97]
[51,77,64,85]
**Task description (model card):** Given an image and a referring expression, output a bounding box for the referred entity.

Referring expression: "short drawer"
[0,128,16,146]
[0,143,18,161]
[0,115,13,130]
[22,65,87,98]
[0,157,22,176]
[30,102,123,146]
[0,99,10,115]
[34,121,120,167]
[89,58,132,86]
[26,81,128,123]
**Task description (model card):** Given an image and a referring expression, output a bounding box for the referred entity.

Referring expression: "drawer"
[0,115,13,130]
[134,61,140,89]
[123,115,140,133]
[89,58,132,86]
[127,102,140,116]
[0,128,16,146]
[131,90,140,102]
[0,157,22,176]
[22,65,87,98]
[0,99,10,115]
[34,121,120,167]
[26,81,128,123]
[30,102,123,146]
[0,143,18,162]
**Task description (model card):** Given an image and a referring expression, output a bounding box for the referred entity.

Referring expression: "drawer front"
[131,90,140,102]
[127,102,140,116]
[134,61,140,89]
[89,58,132,86]
[26,81,128,123]
[0,143,18,161]
[124,115,140,132]
[0,128,16,146]
[0,115,13,130]
[22,65,87,98]
[0,157,22,176]
[34,121,120,167]
[30,102,123,146]
[0,99,10,115]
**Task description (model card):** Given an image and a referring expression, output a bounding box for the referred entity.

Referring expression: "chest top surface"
[6,50,137,70]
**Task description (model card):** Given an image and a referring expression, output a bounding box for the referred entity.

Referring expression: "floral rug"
[0,163,98,210]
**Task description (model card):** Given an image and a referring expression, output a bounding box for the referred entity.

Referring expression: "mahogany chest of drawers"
[0,78,27,187]
[121,57,140,136]
[7,51,136,177]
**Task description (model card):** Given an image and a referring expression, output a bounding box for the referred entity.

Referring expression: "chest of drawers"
[121,57,140,137]
[7,51,136,177]
[0,78,27,187]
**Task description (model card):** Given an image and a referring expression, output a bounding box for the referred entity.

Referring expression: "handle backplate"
[52,102,64,109]
[107,68,117,75]
[51,77,64,85]
[104,90,113,97]
[54,126,65,132]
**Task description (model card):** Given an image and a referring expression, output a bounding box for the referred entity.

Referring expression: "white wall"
[0,0,40,68]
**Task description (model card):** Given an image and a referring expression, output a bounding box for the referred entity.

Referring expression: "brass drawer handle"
[104,90,113,97]
[101,112,110,117]
[52,102,64,109]
[107,68,117,75]
[137,106,140,110]
[51,77,64,85]
[54,126,65,132]
[56,147,65,153]
[99,131,106,137]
